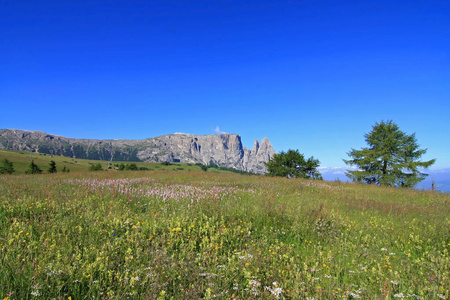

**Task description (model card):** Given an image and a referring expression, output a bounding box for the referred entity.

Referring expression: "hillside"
[0,129,276,174]
[0,148,253,175]
[0,170,448,299]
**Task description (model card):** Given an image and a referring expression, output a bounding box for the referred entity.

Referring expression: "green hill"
[0,149,239,174]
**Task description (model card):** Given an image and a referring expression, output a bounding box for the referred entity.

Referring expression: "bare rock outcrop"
[0,129,276,174]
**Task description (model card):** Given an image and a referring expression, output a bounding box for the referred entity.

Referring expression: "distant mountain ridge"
[0,129,276,174]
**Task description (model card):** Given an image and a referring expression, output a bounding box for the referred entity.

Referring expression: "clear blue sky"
[1,0,449,168]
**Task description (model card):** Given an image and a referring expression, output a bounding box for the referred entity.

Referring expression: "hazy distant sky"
[1,0,449,168]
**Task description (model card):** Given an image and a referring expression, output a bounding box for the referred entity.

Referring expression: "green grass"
[0,149,219,174]
[0,165,449,299]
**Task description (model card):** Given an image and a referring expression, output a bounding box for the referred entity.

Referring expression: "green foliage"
[47,160,57,173]
[0,158,15,174]
[26,160,42,174]
[124,163,138,171]
[344,120,436,188]
[61,166,70,173]
[117,163,141,171]
[265,149,322,179]
[88,163,103,171]
[161,161,171,166]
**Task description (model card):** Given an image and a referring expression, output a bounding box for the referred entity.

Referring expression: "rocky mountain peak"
[0,129,276,174]
[252,139,260,154]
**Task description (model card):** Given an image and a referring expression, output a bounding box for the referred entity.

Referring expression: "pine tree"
[26,160,42,174]
[344,120,435,188]
[265,149,322,179]
[48,160,57,173]
[0,158,15,174]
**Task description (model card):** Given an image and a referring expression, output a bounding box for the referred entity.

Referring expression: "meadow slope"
[0,170,449,299]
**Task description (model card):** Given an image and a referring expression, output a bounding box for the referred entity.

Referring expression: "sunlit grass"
[0,171,449,299]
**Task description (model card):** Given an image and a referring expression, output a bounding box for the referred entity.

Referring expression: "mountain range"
[0,129,276,174]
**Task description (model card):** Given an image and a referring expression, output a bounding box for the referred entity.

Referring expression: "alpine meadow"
[0,156,449,299]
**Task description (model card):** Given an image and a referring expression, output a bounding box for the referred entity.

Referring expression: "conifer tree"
[265,149,322,179]
[48,160,57,173]
[26,160,42,174]
[344,120,435,188]
[0,158,15,174]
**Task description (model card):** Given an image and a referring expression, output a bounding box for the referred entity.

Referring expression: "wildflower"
[249,280,261,287]
[393,293,405,298]
[31,291,41,296]
[391,280,399,285]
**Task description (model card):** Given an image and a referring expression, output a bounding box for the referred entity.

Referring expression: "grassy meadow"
[0,149,223,174]
[0,160,449,299]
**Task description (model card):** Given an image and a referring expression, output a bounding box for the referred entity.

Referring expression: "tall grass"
[0,171,449,299]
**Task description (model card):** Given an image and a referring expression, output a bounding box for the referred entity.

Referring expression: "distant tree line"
[115,163,149,171]
[24,160,70,174]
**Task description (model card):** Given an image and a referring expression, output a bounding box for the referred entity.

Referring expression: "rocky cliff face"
[0,129,276,174]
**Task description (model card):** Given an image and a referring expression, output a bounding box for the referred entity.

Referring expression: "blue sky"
[1,0,449,168]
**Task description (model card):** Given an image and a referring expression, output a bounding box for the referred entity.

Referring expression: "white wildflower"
[249,280,261,288]
[265,283,283,299]
[394,293,405,298]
